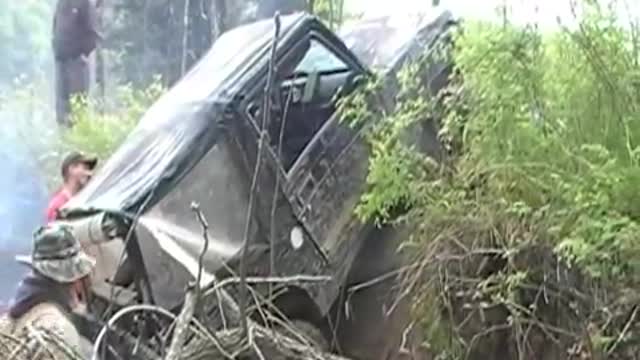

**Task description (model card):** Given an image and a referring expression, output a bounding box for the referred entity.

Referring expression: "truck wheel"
[279,319,329,352]
[331,225,425,360]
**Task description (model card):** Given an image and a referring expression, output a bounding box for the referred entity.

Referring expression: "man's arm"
[46,202,59,222]
[46,193,66,222]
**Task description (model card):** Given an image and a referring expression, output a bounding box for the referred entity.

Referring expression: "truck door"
[264,32,369,257]
[240,25,369,261]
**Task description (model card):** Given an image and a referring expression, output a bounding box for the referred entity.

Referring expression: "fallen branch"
[203,275,332,297]
[166,202,215,360]
[607,304,639,356]
[179,323,352,360]
[0,326,85,360]
[166,290,198,360]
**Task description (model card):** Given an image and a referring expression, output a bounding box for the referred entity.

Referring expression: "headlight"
[62,212,116,246]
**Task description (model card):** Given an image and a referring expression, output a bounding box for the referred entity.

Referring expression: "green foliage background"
[66,79,165,159]
[0,1,54,87]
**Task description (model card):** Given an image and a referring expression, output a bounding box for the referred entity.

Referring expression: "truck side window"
[255,38,356,172]
[294,40,350,74]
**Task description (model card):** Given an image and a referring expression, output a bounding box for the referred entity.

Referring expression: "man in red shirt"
[46,152,97,222]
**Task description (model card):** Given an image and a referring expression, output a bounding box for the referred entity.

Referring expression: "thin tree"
[181,0,191,76]
[256,0,306,20]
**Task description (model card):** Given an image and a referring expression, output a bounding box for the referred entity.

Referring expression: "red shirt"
[46,189,72,222]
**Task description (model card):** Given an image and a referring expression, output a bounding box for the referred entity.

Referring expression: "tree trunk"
[188,0,213,59]
[182,0,215,76]
[210,0,227,40]
[55,57,90,127]
[256,0,306,20]
[181,0,191,76]
[95,0,106,112]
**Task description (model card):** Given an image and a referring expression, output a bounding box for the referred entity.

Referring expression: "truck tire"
[275,319,329,352]
[331,225,426,360]
[291,319,330,351]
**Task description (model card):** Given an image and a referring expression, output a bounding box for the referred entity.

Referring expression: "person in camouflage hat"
[14,223,95,283]
[0,224,96,359]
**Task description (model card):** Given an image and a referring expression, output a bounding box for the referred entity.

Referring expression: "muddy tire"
[269,287,329,351]
[280,319,329,352]
[331,225,426,360]
[275,320,331,352]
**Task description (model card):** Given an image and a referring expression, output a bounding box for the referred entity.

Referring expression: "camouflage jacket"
[0,302,89,359]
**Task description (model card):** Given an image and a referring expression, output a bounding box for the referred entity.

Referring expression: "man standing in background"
[46,152,97,222]
[52,0,101,127]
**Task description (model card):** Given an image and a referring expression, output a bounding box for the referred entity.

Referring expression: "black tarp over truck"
[56,11,456,359]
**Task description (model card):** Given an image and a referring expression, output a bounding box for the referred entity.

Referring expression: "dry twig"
[166,202,214,360]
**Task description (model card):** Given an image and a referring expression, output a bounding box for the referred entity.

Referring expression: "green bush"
[65,78,166,159]
[0,77,165,190]
[444,6,640,284]
[340,1,640,358]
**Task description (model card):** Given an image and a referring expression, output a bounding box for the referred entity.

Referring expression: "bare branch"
[239,12,282,338]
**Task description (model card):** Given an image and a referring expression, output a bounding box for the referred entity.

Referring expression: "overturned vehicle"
[58,10,456,359]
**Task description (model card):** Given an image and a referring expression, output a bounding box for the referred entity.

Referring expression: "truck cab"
[57,10,456,359]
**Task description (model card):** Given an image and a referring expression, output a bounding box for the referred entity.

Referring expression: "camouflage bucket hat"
[16,224,96,283]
